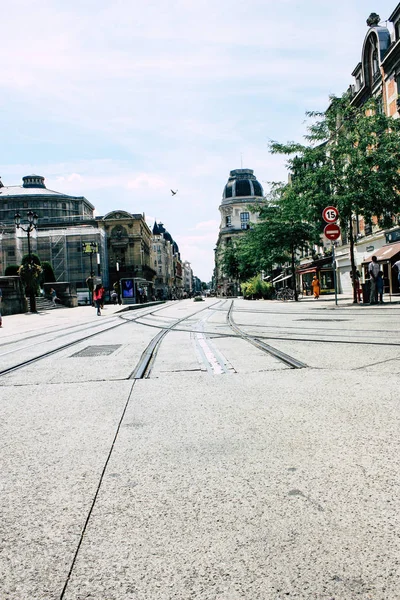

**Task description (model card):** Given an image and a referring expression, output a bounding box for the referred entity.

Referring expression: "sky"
[1,0,398,281]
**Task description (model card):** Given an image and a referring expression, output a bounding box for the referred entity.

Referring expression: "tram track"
[3,297,397,381]
[226,301,308,369]
[0,303,176,378]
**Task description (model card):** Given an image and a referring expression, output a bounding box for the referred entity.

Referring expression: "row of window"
[225,212,250,229]
[1,201,80,211]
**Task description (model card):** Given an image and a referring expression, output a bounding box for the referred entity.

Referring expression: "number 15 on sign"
[322,206,339,223]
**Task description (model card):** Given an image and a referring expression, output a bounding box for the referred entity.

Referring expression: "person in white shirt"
[393,259,400,287]
[368,256,380,304]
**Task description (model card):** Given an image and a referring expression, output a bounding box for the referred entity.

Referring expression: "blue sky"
[1,0,398,281]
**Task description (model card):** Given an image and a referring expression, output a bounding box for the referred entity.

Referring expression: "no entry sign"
[322,206,339,223]
[324,223,341,241]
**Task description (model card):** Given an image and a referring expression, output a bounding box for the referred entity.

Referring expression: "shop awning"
[273,274,293,283]
[296,267,317,275]
[362,242,400,264]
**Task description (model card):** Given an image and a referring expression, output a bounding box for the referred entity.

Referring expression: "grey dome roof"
[222,169,263,201]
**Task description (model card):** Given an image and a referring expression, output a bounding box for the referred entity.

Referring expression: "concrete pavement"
[1,297,400,599]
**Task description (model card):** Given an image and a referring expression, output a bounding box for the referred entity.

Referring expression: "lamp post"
[116,257,121,304]
[82,241,98,305]
[14,210,39,313]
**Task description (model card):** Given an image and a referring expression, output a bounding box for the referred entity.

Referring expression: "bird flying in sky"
[171,189,178,196]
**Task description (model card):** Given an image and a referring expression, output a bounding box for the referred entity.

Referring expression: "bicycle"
[275,287,295,301]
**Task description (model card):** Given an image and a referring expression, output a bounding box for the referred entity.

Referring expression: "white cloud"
[1,0,398,281]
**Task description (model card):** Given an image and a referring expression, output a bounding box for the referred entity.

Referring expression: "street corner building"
[214,168,265,297]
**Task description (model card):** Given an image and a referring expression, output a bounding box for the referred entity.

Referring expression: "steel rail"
[128,300,223,379]
[0,303,177,378]
[227,301,308,370]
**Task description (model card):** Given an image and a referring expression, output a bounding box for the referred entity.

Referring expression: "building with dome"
[214,168,265,296]
[0,174,156,297]
[0,174,94,224]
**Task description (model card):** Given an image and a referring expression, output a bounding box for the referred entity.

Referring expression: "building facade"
[0,175,156,296]
[214,168,265,296]
[334,8,400,295]
[100,210,155,298]
[183,260,193,296]
[0,174,94,224]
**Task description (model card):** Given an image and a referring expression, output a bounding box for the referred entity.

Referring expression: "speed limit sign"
[322,206,339,223]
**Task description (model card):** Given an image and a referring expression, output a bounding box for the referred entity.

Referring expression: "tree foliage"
[41,261,56,283]
[241,276,274,299]
[4,265,20,276]
[270,94,400,302]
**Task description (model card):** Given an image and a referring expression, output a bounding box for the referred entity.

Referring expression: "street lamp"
[15,210,39,313]
[82,241,98,305]
[115,256,121,304]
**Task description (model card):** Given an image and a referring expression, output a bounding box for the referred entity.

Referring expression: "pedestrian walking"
[376,271,384,304]
[311,275,320,299]
[0,287,3,327]
[50,288,59,305]
[93,284,103,316]
[368,256,380,304]
[100,285,105,309]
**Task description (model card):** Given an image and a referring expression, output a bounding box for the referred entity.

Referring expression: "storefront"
[297,257,335,295]
[362,242,400,298]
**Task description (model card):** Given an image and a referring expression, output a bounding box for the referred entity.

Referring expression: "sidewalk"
[299,292,400,308]
[0,301,164,337]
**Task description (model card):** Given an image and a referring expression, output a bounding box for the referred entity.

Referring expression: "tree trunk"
[348,217,358,304]
[291,244,298,301]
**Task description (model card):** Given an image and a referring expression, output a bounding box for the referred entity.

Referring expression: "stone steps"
[35,297,66,311]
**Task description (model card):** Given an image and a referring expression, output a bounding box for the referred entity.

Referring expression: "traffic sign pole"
[332,243,338,306]
[322,206,339,304]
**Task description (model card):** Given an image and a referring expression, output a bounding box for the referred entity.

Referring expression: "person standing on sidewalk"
[368,256,380,304]
[393,259,400,288]
[376,271,384,304]
[93,284,103,316]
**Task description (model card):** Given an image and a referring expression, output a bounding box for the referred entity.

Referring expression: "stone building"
[333,7,400,294]
[0,174,94,224]
[0,175,156,296]
[151,222,183,299]
[214,168,265,296]
[101,210,155,298]
[183,261,193,295]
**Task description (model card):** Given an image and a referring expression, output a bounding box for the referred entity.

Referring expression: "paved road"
[1,298,400,599]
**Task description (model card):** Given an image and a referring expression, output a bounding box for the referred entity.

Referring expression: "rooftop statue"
[367,13,380,27]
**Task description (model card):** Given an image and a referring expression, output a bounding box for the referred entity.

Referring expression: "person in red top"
[93,284,103,316]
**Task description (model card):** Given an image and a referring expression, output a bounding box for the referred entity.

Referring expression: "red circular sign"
[322,206,339,223]
[324,223,341,241]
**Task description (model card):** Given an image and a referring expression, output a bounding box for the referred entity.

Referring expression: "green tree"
[271,94,400,303]
[221,241,240,281]
[240,183,321,300]
[18,255,43,313]
[41,261,56,283]
[4,265,20,276]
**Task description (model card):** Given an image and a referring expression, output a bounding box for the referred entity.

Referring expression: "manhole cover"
[72,345,122,357]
